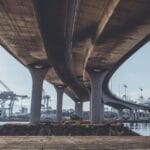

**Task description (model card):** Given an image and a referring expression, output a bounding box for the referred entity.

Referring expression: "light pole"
[123,84,127,100]
[139,88,143,103]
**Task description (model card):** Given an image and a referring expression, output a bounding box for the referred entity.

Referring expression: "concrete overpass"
[0,0,150,124]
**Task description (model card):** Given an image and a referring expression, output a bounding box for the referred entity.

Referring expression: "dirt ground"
[0,136,150,150]
[0,122,138,136]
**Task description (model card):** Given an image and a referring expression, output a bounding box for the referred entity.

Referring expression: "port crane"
[0,80,28,117]
[42,89,51,111]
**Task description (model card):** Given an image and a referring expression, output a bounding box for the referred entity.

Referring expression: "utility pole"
[123,84,127,100]
[139,88,143,103]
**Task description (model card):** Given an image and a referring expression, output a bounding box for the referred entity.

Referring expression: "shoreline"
[0,122,138,136]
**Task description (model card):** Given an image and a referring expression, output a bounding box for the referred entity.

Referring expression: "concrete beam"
[35,0,89,100]
[73,0,120,76]
[75,102,83,119]
[29,67,48,124]
[55,86,65,122]
[87,70,107,124]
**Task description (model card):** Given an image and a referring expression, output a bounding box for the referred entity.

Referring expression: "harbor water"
[124,123,150,136]
[0,121,29,125]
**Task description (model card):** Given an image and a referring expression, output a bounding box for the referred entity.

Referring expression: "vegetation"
[0,121,138,136]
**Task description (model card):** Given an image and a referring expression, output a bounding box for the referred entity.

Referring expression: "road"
[0,136,150,150]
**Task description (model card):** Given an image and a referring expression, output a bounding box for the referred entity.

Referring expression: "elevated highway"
[0,0,150,124]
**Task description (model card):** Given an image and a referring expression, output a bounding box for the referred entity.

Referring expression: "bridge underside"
[0,0,150,123]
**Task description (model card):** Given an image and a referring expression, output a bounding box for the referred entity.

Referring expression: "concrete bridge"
[0,0,150,124]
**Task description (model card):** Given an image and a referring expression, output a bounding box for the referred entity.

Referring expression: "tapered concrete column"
[29,66,49,124]
[87,70,107,124]
[75,102,83,118]
[118,109,123,120]
[55,86,65,122]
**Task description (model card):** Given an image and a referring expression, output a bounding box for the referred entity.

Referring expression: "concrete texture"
[88,71,107,123]
[0,0,150,116]
[0,0,149,102]
[75,102,83,118]
[55,86,65,122]
[0,136,150,150]
[29,67,49,124]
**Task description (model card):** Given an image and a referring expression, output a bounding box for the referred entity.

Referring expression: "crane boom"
[0,80,28,117]
[0,80,11,91]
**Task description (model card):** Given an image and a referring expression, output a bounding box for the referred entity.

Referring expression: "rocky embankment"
[0,121,138,136]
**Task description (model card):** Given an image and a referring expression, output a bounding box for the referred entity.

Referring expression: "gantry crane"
[0,80,28,117]
[42,89,51,111]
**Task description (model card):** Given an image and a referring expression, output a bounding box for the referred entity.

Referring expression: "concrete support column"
[143,111,145,118]
[145,110,148,119]
[137,110,140,120]
[146,110,149,118]
[148,110,150,118]
[75,102,83,118]
[118,109,123,120]
[142,111,145,118]
[87,70,107,124]
[144,110,146,118]
[29,66,49,124]
[148,110,150,119]
[129,109,134,121]
[135,109,138,121]
[55,86,65,122]
[139,111,142,119]
[147,110,149,117]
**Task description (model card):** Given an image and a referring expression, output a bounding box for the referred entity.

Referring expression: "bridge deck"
[0,136,150,150]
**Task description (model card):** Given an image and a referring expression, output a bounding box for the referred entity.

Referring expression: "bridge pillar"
[75,101,83,119]
[144,110,148,119]
[146,110,148,117]
[134,109,139,121]
[129,109,134,121]
[87,70,107,124]
[139,111,142,119]
[55,86,65,122]
[29,66,49,124]
[118,109,123,120]
[141,111,145,118]
[148,110,150,119]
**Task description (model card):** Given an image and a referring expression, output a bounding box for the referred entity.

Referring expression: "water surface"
[0,121,29,125]
[124,123,150,136]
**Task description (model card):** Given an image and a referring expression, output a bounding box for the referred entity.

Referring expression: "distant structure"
[0,80,28,118]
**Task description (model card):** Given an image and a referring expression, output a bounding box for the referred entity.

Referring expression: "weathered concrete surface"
[0,0,48,65]
[0,0,150,109]
[0,136,150,150]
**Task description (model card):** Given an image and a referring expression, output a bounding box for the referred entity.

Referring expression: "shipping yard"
[1,79,150,123]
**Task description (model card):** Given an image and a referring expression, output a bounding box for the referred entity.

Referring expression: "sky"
[110,42,150,103]
[0,45,89,112]
[0,41,150,113]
